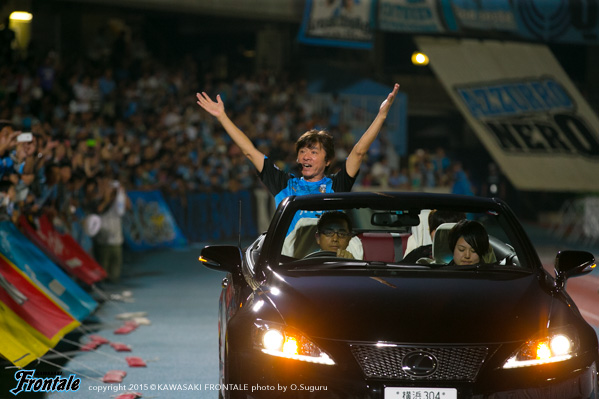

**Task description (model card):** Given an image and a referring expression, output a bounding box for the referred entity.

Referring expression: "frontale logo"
[10,370,81,396]
[402,351,438,377]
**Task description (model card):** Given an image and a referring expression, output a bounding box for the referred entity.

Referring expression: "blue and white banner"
[441,0,519,33]
[298,0,375,49]
[0,221,97,321]
[123,190,188,251]
[378,0,446,33]
[446,0,599,43]
[378,0,599,44]
[416,37,599,191]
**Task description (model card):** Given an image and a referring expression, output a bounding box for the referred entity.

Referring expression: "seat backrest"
[432,222,456,264]
[282,217,320,257]
[359,232,410,263]
[291,223,320,258]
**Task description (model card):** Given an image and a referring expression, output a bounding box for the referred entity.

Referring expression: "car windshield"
[278,205,531,271]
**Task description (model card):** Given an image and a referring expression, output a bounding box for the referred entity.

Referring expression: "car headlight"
[503,328,579,369]
[252,320,335,365]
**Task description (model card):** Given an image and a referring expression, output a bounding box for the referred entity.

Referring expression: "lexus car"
[199,192,598,399]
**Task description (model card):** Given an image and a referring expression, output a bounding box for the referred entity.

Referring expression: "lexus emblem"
[402,351,438,377]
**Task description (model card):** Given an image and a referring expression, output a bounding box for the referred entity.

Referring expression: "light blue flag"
[123,190,188,251]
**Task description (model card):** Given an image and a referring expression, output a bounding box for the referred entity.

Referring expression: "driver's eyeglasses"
[319,229,351,239]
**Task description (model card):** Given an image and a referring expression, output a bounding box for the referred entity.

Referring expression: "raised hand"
[379,83,400,116]
[196,92,225,119]
[0,131,18,155]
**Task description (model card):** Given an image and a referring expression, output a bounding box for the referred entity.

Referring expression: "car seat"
[432,222,456,264]
[359,232,410,263]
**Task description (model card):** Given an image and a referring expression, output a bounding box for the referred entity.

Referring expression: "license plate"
[384,387,457,399]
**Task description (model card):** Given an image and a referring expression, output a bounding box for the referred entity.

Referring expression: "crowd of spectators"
[361,147,456,190]
[0,22,477,242]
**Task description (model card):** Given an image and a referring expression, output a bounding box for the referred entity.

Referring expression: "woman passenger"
[448,219,489,266]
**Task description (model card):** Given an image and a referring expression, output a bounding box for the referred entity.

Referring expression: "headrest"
[432,222,456,264]
[359,233,396,262]
[282,217,319,257]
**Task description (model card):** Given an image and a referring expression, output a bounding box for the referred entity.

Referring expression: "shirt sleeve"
[258,156,293,196]
[331,161,357,192]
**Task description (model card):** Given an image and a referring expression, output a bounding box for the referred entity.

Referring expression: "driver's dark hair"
[317,211,353,233]
[428,210,467,233]
[295,130,335,164]
[448,219,489,256]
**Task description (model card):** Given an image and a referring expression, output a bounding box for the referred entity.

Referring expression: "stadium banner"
[443,0,599,44]
[297,0,375,49]
[378,0,446,33]
[416,37,599,192]
[0,221,97,321]
[18,215,107,286]
[0,253,79,367]
[0,299,50,368]
[124,190,188,251]
[378,0,599,44]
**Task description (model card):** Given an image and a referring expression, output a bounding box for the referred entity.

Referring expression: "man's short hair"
[428,210,467,232]
[295,130,335,163]
[317,211,353,233]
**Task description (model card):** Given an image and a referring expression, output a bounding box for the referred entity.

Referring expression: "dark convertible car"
[199,192,598,399]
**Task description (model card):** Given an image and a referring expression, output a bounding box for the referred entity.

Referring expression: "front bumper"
[225,342,598,399]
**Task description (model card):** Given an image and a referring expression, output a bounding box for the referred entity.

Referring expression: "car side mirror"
[199,245,242,273]
[554,250,596,291]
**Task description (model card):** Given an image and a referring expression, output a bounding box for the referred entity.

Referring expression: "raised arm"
[345,83,399,178]
[196,92,265,172]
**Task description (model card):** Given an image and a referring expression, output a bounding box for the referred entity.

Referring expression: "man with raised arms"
[196,83,399,230]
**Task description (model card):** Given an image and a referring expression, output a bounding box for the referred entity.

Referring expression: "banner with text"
[416,37,599,191]
[378,0,599,44]
[378,0,446,33]
[298,0,375,49]
[0,221,97,322]
[18,215,107,286]
[0,253,79,367]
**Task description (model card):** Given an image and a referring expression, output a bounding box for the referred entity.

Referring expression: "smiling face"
[297,143,330,182]
[453,236,481,266]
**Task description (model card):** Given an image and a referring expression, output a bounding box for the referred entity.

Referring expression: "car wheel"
[220,341,247,399]
[220,339,231,399]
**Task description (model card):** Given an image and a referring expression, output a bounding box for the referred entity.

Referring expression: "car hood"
[262,270,561,343]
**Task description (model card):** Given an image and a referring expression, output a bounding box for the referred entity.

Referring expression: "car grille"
[350,344,488,382]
